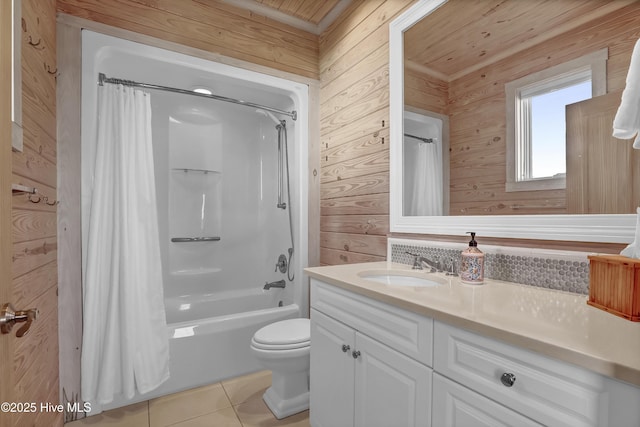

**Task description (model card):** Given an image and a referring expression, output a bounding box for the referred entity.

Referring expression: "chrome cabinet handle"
[0,303,38,337]
[341,344,350,353]
[352,350,361,359]
[500,372,516,387]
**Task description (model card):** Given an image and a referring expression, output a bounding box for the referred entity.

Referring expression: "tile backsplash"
[389,238,590,294]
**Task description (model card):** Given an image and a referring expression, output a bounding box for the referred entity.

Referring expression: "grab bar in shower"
[171,237,221,243]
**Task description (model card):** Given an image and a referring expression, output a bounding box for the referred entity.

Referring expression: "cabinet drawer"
[434,321,608,427]
[311,279,433,366]
[432,373,542,427]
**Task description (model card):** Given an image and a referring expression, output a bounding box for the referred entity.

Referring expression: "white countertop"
[305,261,640,387]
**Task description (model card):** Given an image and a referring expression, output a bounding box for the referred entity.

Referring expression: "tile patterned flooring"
[67,371,310,427]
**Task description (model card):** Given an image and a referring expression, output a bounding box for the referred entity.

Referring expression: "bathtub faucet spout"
[264,280,286,290]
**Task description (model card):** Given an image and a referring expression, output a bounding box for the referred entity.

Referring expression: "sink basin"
[358,270,446,287]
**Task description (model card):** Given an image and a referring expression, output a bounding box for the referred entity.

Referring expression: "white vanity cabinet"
[310,279,433,427]
[309,277,640,427]
[433,321,640,427]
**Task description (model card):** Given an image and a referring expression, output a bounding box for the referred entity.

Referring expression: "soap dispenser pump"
[460,232,484,285]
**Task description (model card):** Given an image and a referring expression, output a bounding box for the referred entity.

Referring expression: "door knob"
[0,303,38,337]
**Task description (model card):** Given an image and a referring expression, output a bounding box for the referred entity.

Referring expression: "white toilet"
[250,318,310,419]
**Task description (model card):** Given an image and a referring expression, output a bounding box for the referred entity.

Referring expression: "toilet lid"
[253,318,310,347]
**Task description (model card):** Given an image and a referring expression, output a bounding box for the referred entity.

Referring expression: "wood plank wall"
[56,0,319,80]
[404,66,448,115]
[318,0,414,265]
[11,0,61,425]
[446,5,640,216]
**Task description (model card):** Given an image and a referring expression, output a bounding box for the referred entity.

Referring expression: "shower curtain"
[408,140,443,216]
[81,83,169,406]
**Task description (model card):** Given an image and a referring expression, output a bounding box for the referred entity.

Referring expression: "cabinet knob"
[341,344,350,353]
[500,372,516,387]
[352,350,361,359]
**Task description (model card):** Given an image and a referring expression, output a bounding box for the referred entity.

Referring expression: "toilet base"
[263,386,309,419]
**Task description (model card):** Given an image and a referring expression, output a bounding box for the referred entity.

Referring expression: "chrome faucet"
[264,279,286,290]
[443,258,459,276]
[405,252,441,273]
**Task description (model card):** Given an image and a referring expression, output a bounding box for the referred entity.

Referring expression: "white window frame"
[505,49,608,192]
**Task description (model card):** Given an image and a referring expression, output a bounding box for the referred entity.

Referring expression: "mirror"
[389,0,636,242]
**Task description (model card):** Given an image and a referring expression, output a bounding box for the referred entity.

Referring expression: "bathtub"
[101,288,299,411]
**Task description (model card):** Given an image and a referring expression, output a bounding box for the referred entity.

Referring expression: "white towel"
[613,38,640,149]
[621,207,640,259]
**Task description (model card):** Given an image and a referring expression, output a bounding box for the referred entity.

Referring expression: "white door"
[432,373,542,427]
[354,333,432,427]
[310,309,355,427]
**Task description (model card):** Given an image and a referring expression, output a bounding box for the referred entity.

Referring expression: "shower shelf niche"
[169,166,222,243]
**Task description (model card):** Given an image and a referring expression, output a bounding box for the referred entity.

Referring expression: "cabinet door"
[354,333,432,427]
[310,309,355,427]
[432,373,542,427]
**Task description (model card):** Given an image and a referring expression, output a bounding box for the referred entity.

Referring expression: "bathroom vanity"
[305,262,640,427]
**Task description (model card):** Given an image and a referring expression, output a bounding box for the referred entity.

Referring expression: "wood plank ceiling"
[255,0,342,25]
[405,0,636,81]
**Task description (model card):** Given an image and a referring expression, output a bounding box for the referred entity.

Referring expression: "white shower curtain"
[408,141,443,216]
[81,83,169,406]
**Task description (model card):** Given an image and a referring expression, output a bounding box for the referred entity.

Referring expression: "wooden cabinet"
[310,280,432,427]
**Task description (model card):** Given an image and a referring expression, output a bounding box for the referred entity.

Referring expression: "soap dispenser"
[460,232,484,285]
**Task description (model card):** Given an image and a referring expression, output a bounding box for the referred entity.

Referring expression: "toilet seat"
[251,338,310,351]
[252,318,310,350]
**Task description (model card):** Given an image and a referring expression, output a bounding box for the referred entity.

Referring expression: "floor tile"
[222,370,271,405]
[66,401,149,427]
[168,406,242,427]
[149,383,231,427]
[64,372,309,427]
[234,398,310,427]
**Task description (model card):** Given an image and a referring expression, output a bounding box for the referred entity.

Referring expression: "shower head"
[256,109,283,127]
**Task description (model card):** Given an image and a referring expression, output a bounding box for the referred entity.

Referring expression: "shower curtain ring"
[28,194,41,203]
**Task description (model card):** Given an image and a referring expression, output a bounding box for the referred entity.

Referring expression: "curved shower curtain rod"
[404,133,435,144]
[98,73,297,121]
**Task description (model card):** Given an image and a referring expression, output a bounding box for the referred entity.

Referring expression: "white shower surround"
[81,30,309,411]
